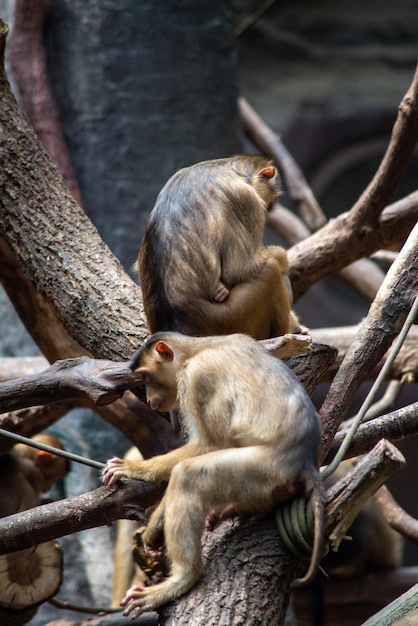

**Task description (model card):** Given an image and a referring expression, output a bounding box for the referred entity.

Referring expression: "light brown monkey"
[138,155,303,338]
[0,434,69,518]
[103,332,323,618]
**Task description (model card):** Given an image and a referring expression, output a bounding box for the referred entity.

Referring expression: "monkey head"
[131,333,188,413]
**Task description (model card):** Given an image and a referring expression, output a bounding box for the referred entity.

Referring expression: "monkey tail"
[291,475,325,588]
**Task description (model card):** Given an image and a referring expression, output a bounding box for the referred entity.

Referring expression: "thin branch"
[0,402,77,454]
[311,325,418,381]
[351,62,418,225]
[240,97,326,231]
[342,379,404,428]
[323,402,418,464]
[266,204,310,245]
[374,485,418,543]
[267,206,385,301]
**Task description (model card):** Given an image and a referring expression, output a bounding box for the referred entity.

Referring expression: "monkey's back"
[138,157,274,333]
[178,334,321,478]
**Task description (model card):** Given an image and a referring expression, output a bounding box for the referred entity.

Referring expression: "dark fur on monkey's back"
[138,155,280,335]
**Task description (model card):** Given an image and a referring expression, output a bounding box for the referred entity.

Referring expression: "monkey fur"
[0,434,69,518]
[103,332,324,618]
[138,155,303,338]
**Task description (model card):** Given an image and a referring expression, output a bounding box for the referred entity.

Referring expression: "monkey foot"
[144,541,166,558]
[121,584,152,619]
[121,575,197,618]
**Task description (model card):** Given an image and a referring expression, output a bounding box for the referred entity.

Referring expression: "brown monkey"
[138,155,303,338]
[103,332,323,618]
[0,434,69,518]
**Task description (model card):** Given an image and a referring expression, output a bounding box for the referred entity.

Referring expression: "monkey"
[0,433,69,518]
[138,155,304,339]
[102,332,324,618]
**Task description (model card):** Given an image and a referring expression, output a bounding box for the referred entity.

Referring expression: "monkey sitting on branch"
[0,433,69,517]
[103,332,324,618]
[138,155,305,339]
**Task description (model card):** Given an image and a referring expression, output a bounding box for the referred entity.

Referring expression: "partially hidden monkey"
[138,155,304,338]
[103,332,324,618]
[0,434,69,518]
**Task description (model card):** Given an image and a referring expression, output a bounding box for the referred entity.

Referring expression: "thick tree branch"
[323,439,405,551]
[0,20,147,365]
[0,357,138,412]
[0,480,163,555]
[268,204,385,301]
[288,64,418,300]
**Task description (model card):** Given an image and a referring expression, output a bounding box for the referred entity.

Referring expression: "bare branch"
[323,402,418,463]
[311,325,418,381]
[239,97,326,230]
[0,480,163,555]
[289,191,418,300]
[374,485,418,543]
[324,439,405,551]
[0,357,137,413]
[351,62,418,224]
[10,0,83,205]
[0,403,76,454]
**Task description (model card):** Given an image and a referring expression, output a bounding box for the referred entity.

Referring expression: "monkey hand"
[102,457,131,486]
[212,281,230,303]
[120,584,149,619]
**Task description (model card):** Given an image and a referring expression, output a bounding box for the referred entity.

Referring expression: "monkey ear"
[155,341,174,361]
[258,166,275,179]
[36,450,54,466]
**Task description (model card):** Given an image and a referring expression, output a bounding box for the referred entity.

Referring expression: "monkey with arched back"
[138,155,304,338]
[103,332,323,618]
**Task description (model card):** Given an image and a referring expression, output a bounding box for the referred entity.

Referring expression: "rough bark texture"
[0,26,146,364]
[159,516,297,625]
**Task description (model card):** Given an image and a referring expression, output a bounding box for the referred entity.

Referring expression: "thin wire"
[0,427,105,470]
[321,292,418,480]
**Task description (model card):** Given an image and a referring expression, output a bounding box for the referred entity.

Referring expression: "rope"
[0,427,105,470]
